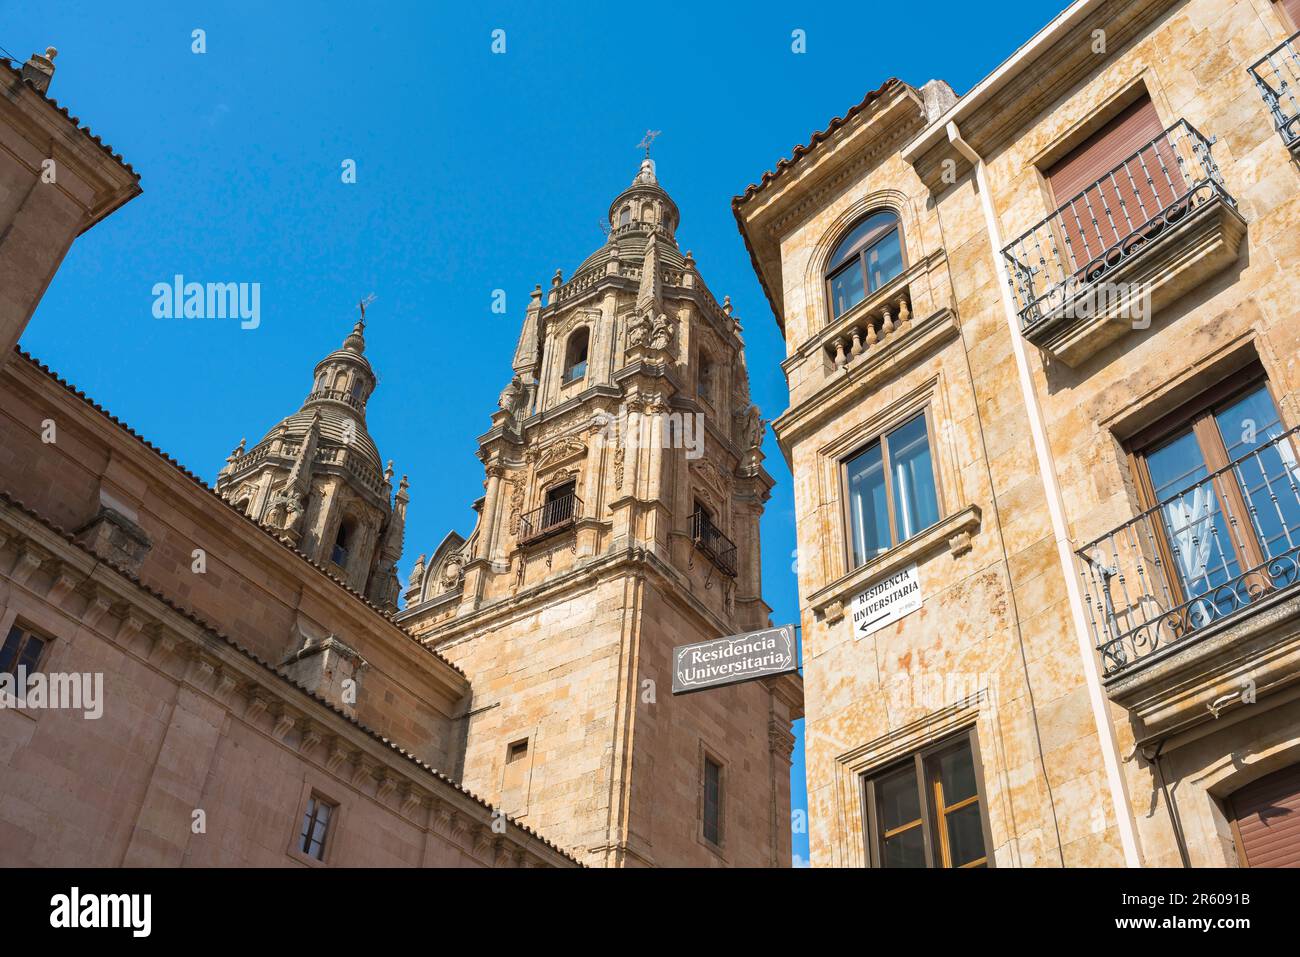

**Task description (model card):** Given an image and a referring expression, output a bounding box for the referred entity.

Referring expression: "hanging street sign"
[851,563,923,639]
[671,625,798,695]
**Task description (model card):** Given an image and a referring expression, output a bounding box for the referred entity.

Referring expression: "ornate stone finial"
[530,284,543,302]
[407,553,426,588]
[227,437,246,461]
[723,296,733,316]
[552,269,563,287]
[398,475,409,495]
[22,46,57,93]
[384,460,394,483]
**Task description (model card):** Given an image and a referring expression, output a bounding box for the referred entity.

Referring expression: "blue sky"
[6,0,1066,866]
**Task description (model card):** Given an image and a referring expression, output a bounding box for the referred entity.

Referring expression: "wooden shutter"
[1230,763,1300,867]
[1044,96,1177,272]
[1280,0,1300,31]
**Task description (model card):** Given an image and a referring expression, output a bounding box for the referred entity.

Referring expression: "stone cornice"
[772,306,961,460]
[7,354,468,697]
[806,505,982,623]
[907,0,1178,193]
[0,491,579,867]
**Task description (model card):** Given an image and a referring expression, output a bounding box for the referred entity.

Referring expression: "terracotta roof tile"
[15,349,464,678]
[1,57,139,180]
[731,79,903,331]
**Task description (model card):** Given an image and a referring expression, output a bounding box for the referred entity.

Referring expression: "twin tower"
[215,159,802,866]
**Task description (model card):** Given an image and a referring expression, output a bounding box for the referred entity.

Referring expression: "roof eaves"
[731,78,904,331]
[13,349,465,679]
[0,487,581,865]
[1,57,139,180]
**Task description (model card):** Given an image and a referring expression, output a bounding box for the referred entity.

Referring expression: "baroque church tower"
[398,159,803,867]
[215,314,408,611]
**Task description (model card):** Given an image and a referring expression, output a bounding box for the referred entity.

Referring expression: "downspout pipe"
[945,121,1144,867]
[1141,741,1191,867]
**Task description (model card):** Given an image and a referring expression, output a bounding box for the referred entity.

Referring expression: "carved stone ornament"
[535,436,587,471]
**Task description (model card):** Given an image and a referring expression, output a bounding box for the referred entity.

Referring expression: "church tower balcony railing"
[518,491,582,545]
[305,387,365,412]
[690,511,738,578]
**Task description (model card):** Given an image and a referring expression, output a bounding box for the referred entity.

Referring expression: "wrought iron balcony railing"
[1002,119,1234,332]
[1250,30,1300,150]
[519,491,581,543]
[1077,425,1300,677]
[690,511,738,578]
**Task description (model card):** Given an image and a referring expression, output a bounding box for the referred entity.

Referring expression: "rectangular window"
[845,412,940,567]
[1043,94,1176,273]
[702,756,723,847]
[507,739,529,763]
[862,730,990,868]
[0,623,49,676]
[299,795,336,861]
[1130,374,1300,631]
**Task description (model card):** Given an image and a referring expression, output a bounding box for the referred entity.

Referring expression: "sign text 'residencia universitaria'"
[672,625,798,694]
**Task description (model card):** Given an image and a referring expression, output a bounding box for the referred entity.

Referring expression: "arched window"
[350,377,364,400]
[826,211,904,320]
[563,328,589,384]
[619,206,631,227]
[331,518,355,568]
[697,352,715,405]
[332,369,348,391]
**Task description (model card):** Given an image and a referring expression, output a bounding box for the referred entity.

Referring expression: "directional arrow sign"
[671,625,798,695]
[851,563,922,639]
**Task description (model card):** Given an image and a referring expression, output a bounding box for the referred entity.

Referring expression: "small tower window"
[619,206,631,227]
[350,378,364,400]
[563,328,589,384]
[331,519,355,568]
[332,370,347,392]
[698,352,715,405]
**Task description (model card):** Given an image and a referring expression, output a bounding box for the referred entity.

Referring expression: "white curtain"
[1162,484,1216,592]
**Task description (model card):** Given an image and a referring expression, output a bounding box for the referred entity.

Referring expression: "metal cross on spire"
[637,129,662,159]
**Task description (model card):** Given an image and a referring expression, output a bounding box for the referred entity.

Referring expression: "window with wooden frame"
[862,730,991,868]
[701,753,724,849]
[1126,370,1300,633]
[298,793,337,861]
[0,622,50,676]
[843,411,941,569]
[825,211,905,321]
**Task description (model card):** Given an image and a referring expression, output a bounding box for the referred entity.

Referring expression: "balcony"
[1250,30,1300,153]
[1077,426,1300,733]
[690,511,737,578]
[1002,120,1245,367]
[518,491,581,544]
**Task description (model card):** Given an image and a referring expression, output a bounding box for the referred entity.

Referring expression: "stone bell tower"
[216,309,409,611]
[398,157,802,867]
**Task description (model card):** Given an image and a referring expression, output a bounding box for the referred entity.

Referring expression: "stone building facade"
[0,49,799,868]
[398,159,803,867]
[736,0,1300,867]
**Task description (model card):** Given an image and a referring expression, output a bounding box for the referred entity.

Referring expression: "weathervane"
[637,129,662,159]
[357,293,377,323]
